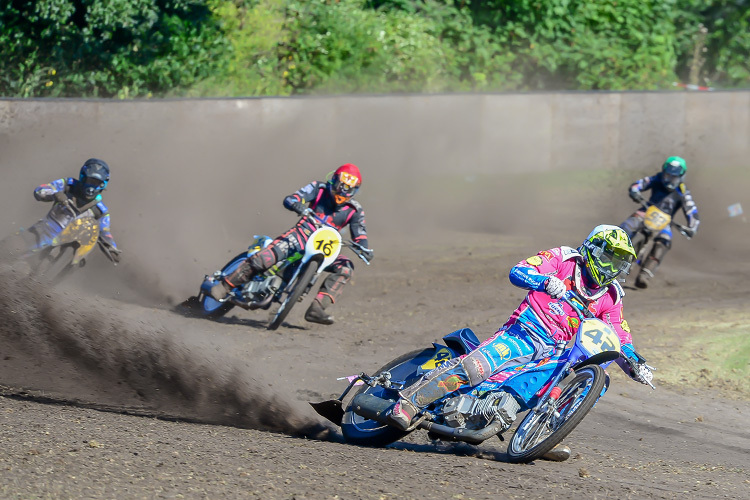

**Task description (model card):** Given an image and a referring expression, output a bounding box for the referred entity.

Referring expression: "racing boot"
[304,296,334,325]
[542,444,572,462]
[209,258,259,301]
[636,240,668,289]
[635,268,653,289]
[387,398,418,431]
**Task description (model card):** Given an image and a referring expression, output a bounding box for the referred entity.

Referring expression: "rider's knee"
[460,351,492,386]
[650,238,671,262]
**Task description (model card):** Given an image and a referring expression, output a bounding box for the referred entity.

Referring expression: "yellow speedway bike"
[630,201,692,275]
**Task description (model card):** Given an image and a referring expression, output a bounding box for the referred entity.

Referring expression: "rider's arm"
[347,203,369,249]
[596,296,648,379]
[33,178,68,202]
[678,184,700,233]
[98,213,118,250]
[95,202,118,250]
[283,181,322,213]
[628,175,655,202]
[508,249,562,292]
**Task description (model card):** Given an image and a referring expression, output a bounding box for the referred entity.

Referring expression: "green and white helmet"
[661,156,687,191]
[579,225,636,287]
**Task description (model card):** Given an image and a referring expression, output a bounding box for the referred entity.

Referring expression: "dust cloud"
[0,264,330,440]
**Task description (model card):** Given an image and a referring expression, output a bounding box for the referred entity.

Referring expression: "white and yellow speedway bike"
[196,213,371,330]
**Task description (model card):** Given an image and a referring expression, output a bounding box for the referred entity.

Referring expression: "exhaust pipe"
[351,393,506,445]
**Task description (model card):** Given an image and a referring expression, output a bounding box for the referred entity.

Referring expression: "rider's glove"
[544,276,566,299]
[629,190,645,204]
[290,201,306,215]
[632,363,654,386]
[109,247,122,264]
[53,191,68,204]
[621,344,654,386]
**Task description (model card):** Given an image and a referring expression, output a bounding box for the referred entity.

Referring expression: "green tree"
[0,0,227,97]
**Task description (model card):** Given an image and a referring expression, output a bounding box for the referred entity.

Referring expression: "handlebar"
[635,199,693,239]
[62,198,80,217]
[301,212,373,265]
[561,290,594,320]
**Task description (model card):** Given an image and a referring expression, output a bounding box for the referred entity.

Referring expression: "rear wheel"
[507,365,606,463]
[341,348,432,447]
[268,260,319,330]
[200,252,248,317]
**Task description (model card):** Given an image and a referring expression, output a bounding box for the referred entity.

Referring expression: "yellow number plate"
[313,228,340,257]
[578,319,621,356]
[643,205,671,232]
[421,347,452,370]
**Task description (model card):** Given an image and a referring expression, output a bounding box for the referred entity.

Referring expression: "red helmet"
[329,163,361,205]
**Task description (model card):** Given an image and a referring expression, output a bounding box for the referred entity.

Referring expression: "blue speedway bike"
[312,290,653,463]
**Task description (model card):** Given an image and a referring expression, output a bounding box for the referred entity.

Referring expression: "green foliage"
[673,0,750,87]
[0,0,228,97]
[2,0,749,97]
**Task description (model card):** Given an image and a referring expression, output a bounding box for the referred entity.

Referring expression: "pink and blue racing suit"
[400,246,640,410]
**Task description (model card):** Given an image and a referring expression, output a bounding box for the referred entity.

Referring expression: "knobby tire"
[507,365,606,463]
[268,260,319,330]
[341,348,431,447]
[38,246,75,284]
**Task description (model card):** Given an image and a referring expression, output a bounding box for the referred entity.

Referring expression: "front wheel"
[341,348,433,447]
[507,365,606,463]
[267,260,319,330]
[37,245,76,283]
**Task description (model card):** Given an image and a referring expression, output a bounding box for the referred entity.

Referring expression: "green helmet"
[580,225,636,287]
[661,156,687,191]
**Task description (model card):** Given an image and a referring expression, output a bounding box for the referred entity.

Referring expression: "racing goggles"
[83,176,106,190]
[593,245,634,279]
[332,173,360,202]
[81,176,107,197]
[661,165,684,190]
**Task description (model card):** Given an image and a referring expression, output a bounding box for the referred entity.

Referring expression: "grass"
[646,314,750,399]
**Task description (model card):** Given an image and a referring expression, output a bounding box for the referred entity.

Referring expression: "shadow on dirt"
[172,295,309,331]
[386,440,510,462]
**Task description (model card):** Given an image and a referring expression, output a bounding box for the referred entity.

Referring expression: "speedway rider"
[619,156,699,288]
[0,158,120,262]
[388,225,654,432]
[209,163,373,325]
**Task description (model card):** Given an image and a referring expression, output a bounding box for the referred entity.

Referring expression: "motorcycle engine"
[243,275,283,299]
[441,392,521,430]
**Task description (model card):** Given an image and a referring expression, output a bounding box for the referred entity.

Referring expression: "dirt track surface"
[1,103,749,499]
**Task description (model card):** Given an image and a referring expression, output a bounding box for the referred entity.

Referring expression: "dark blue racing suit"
[0,177,118,263]
[619,174,698,283]
[31,178,118,251]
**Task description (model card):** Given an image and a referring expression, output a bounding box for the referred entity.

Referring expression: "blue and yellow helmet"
[79,158,110,199]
